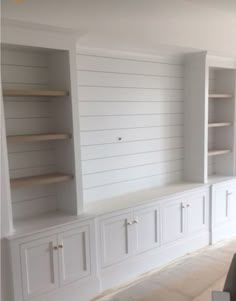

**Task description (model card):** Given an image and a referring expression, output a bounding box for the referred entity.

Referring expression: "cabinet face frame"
[99,210,134,268]
[133,205,161,255]
[57,226,91,286]
[20,235,60,300]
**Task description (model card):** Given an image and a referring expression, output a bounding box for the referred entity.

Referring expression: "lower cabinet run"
[97,188,210,290]
[8,220,98,301]
[211,180,236,243]
[7,181,236,301]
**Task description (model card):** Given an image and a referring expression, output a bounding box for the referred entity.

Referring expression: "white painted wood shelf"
[3,89,69,97]
[208,93,233,99]
[208,122,232,128]
[208,150,231,157]
[7,133,71,143]
[10,173,73,188]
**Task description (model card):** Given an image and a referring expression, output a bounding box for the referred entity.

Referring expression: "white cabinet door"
[162,199,185,244]
[228,183,236,221]
[58,226,91,286]
[100,211,133,267]
[186,192,208,234]
[133,206,160,254]
[20,235,59,300]
[214,186,230,225]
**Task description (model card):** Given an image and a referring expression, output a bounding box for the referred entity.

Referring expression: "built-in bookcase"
[208,68,236,178]
[2,45,78,221]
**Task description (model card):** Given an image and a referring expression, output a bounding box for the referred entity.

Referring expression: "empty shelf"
[7,133,71,143]
[208,122,232,128]
[209,94,233,99]
[208,150,231,157]
[3,89,69,97]
[11,173,73,188]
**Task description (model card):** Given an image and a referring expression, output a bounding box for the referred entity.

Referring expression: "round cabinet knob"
[181,205,185,209]
[127,221,132,226]
[53,246,58,250]
[58,245,64,249]
[133,219,139,224]
[187,204,190,207]
[118,137,122,141]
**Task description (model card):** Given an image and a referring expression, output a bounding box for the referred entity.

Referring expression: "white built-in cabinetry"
[1,22,236,301]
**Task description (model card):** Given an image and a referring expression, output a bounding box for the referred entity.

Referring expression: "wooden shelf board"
[7,133,71,143]
[208,93,233,99]
[208,122,232,128]
[208,150,231,157]
[10,173,73,189]
[3,89,69,97]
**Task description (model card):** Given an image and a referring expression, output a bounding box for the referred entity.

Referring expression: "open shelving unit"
[207,67,236,179]
[2,44,79,223]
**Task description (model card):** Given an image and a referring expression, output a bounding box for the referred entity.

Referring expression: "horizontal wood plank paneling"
[82,148,184,174]
[81,125,183,146]
[78,71,183,89]
[80,114,183,131]
[84,171,183,203]
[77,52,185,202]
[80,101,183,116]
[2,48,58,217]
[77,54,184,77]
[78,86,183,102]
[81,137,184,160]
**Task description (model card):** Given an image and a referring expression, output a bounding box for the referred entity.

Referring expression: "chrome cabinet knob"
[133,219,139,224]
[53,246,58,250]
[58,244,64,249]
[127,221,132,226]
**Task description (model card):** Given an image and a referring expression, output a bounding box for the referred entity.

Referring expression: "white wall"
[77,50,184,203]
[1,0,236,57]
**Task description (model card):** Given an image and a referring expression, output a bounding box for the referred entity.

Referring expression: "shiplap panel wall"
[2,49,58,218]
[77,52,185,203]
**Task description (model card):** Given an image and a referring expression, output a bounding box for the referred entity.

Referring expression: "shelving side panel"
[184,52,208,183]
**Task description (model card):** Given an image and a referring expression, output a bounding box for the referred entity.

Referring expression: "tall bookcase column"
[184,52,208,183]
[1,21,83,236]
[207,56,236,179]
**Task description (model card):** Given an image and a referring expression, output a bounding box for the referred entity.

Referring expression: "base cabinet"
[211,180,236,243]
[9,221,95,301]
[21,236,60,300]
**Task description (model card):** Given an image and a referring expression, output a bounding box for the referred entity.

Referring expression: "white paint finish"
[78,86,183,102]
[78,70,183,89]
[77,52,185,203]
[84,171,183,203]
[186,193,208,234]
[133,205,160,254]
[80,101,183,117]
[82,148,184,174]
[100,211,133,267]
[184,52,208,183]
[83,160,183,189]
[162,199,185,244]
[58,226,91,286]
[81,125,183,146]
[81,137,184,160]
[80,114,183,131]
[20,235,60,300]
[77,54,184,77]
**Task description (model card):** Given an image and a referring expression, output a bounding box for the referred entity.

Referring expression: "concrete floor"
[95,239,236,301]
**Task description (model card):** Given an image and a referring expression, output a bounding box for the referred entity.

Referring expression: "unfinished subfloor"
[95,238,236,301]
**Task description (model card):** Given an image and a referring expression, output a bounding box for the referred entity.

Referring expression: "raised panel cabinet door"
[100,211,133,267]
[214,186,230,226]
[133,206,160,254]
[20,235,59,300]
[186,192,208,234]
[58,226,91,286]
[162,199,186,244]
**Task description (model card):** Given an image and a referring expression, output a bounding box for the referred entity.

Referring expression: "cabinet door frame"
[186,191,209,235]
[212,184,231,227]
[57,226,91,287]
[133,205,160,255]
[161,198,186,245]
[20,235,59,300]
[99,210,133,268]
